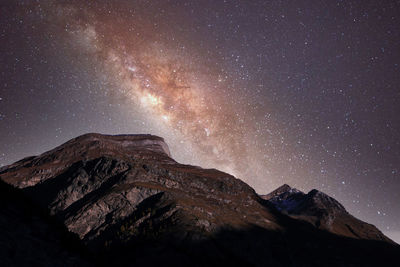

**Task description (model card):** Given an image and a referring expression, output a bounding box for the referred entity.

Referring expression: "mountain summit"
[0,133,398,266]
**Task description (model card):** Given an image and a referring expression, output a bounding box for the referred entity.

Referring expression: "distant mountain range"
[0,133,398,266]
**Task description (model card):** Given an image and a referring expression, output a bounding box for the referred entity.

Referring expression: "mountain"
[261,184,392,242]
[0,133,399,266]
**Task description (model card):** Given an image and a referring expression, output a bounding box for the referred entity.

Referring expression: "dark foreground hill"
[0,133,398,266]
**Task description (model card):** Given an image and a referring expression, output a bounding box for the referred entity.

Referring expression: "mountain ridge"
[0,133,398,266]
[261,184,393,243]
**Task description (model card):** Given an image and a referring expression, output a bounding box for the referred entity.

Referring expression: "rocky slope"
[0,133,399,266]
[0,179,91,266]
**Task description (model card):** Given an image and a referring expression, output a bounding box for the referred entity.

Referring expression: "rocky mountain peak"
[261,183,302,202]
[0,133,173,188]
[307,189,346,212]
[262,185,391,243]
[44,133,172,163]
[64,133,172,157]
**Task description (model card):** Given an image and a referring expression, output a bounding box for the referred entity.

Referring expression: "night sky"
[1,1,399,243]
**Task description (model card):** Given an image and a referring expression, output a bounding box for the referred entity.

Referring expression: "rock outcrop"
[0,133,399,266]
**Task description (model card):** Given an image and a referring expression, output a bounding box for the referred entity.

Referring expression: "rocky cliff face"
[0,133,399,266]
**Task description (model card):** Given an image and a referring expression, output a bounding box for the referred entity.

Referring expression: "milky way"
[51,1,260,180]
[1,0,399,242]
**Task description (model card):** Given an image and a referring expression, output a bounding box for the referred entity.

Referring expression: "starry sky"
[1,0,399,243]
